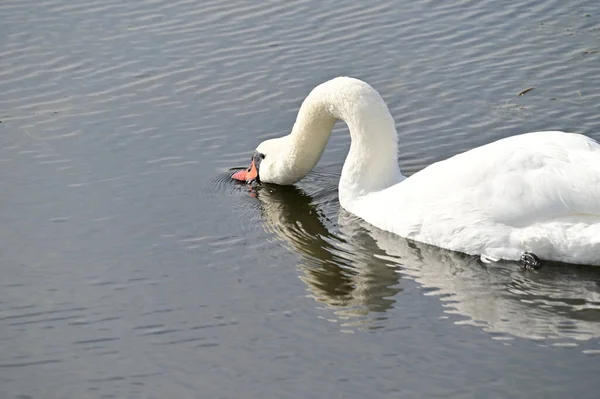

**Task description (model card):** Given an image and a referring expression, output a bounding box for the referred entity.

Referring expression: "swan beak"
[232,160,258,182]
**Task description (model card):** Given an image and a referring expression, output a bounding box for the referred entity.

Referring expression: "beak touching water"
[231,159,258,182]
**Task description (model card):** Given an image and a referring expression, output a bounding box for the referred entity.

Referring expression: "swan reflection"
[255,184,401,330]
[252,183,600,340]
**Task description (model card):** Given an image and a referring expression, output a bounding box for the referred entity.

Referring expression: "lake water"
[2,0,600,397]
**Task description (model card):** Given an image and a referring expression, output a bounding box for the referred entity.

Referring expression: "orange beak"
[231,160,258,182]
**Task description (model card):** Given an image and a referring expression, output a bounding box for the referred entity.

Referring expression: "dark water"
[2,0,600,397]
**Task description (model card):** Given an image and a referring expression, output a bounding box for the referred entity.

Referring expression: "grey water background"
[2,0,600,397]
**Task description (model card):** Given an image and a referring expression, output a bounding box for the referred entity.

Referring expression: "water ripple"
[2,0,600,396]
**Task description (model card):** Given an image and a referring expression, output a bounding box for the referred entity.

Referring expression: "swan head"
[232,136,301,185]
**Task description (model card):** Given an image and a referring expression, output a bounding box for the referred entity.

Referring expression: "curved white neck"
[286,77,404,203]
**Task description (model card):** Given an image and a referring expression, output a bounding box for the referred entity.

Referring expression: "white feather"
[250,77,600,265]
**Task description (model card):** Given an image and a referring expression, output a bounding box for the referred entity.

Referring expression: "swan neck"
[287,78,402,199]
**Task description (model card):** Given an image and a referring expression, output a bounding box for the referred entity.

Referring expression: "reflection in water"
[251,183,600,340]
[255,184,402,330]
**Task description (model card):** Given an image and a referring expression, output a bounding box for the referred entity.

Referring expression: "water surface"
[1,0,600,398]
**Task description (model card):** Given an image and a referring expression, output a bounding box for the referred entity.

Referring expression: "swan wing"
[415,132,600,224]
[385,132,600,227]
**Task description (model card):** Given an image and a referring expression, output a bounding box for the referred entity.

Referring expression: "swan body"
[234,77,600,265]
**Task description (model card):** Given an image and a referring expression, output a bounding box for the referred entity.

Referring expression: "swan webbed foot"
[520,252,542,270]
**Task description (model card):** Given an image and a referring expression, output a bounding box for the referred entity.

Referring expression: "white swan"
[232,77,600,266]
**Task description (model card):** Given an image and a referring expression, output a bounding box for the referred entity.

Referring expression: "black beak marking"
[251,152,265,183]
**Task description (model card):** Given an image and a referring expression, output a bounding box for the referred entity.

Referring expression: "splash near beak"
[232,160,258,182]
